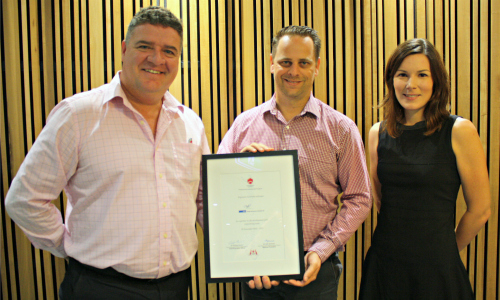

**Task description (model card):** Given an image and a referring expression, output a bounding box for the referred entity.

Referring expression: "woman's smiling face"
[393,53,434,124]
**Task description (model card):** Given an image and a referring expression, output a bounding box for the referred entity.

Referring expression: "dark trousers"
[59,258,190,300]
[242,252,343,300]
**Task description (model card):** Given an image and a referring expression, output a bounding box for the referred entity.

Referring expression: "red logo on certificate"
[247,178,253,184]
[249,249,258,255]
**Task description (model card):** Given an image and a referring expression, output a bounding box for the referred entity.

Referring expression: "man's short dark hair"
[125,6,182,44]
[271,25,321,60]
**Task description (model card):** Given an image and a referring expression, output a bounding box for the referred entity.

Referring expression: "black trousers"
[59,258,190,300]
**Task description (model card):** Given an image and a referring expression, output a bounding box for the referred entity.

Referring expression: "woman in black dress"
[359,39,491,299]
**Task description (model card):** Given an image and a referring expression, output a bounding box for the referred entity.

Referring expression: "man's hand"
[240,143,274,153]
[283,252,321,287]
[247,276,280,289]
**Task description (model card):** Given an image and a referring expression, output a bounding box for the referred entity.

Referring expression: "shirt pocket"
[298,150,338,195]
[170,142,202,182]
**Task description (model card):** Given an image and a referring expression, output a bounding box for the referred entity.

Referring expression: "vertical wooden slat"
[113,0,122,77]
[433,0,443,55]
[326,1,334,109]
[4,2,25,299]
[234,0,241,116]
[188,0,200,114]
[217,0,229,152]
[241,1,255,112]
[209,0,219,152]
[405,0,414,40]
[415,0,426,38]
[283,0,290,26]
[312,1,326,104]
[361,7,374,299]
[291,0,299,25]
[199,0,212,148]
[488,2,500,299]
[262,0,272,104]
[455,0,471,270]
[73,0,82,94]
[226,0,235,127]
[344,2,357,296]
[397,0,404,42]
[426,0,434,43]
[449,0,456,114]
[199,2,213,300]
[19,1,37,299]
[89,1,104,89]
[104,1,112,83]
[470,2,484,296]
[255,0,264,108]
[168,1,183,97]
[62,1,74,97]
[384,1,398,75]
[80,0,90,93]
[334,0,344,112]
[354,2,365,297]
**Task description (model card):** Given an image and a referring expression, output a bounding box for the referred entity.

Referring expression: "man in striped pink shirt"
[5,7,209,299]
[218,26,372,300]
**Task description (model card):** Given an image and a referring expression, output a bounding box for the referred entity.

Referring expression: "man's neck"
[275,95,310,122]
[121,86,164,138]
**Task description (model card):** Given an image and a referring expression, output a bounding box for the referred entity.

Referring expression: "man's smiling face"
[270,35,320,103]
[120,24,181,105]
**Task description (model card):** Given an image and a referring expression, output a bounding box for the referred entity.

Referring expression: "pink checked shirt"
[5,72,210,279]
[218,94,371,262]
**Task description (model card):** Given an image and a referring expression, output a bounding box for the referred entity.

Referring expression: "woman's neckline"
[399,120,426,130]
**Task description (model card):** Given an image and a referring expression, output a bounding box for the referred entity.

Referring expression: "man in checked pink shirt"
[5,7,209,300]
[218,26,372,299]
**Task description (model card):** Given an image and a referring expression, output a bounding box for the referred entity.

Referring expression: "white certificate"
[203,150,304,283]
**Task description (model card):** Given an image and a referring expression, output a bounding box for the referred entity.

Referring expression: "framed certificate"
[202,150,304,283]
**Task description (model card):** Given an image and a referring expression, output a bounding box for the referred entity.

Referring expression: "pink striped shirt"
[5,72,210,279]
[218,95,371,262]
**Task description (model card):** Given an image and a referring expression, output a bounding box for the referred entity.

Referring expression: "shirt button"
[159,173,163,179]
[140,120,145,125]
[163,202,167,208]
[164,233,168,238]
[163,261,167,266]
[286,126,290,129]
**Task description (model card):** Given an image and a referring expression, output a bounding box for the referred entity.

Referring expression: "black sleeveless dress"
[359,116,473,300]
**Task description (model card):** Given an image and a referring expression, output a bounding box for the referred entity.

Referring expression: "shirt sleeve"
[4,101,80,258]
[196,128,211,229]
[308,121,372,262]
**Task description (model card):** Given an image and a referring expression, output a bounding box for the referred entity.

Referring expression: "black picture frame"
[202,150,304,283]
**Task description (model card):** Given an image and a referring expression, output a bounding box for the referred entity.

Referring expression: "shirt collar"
[264,93,320,118]
[104,71,185,115]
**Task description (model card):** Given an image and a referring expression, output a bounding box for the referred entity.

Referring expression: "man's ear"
[121,40,127,62]
[270,53,276,74]
[315,57,321,76]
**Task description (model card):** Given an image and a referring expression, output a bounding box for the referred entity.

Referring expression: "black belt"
[68,257,189,284]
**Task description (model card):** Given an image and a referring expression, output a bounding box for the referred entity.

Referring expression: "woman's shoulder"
[369,122,382,141]
[451,116,479,143]
[370,121,382,132]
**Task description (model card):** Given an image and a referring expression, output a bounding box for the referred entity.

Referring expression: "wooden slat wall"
[0,1,498,299]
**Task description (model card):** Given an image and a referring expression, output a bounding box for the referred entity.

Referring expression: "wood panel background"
[0,0,498,299]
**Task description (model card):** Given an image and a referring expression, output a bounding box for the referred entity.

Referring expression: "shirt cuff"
[307,237,342,263]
